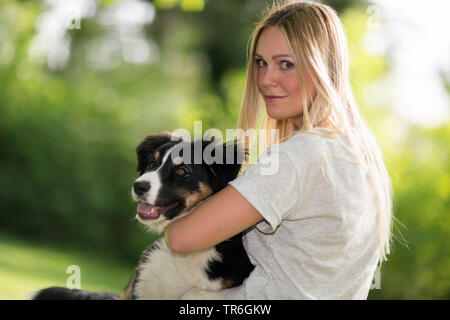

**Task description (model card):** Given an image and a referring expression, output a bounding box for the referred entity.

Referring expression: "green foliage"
[155,0,205,12]
[368,123,450,299]
[0,0,448,299]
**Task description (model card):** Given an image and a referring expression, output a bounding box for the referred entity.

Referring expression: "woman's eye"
[255,59,266,68]
[281,61,294,70]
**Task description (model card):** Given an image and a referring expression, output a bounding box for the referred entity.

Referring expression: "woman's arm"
[165,185,263,254]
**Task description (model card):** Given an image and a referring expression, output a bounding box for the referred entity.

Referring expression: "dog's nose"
[133,181,150,196]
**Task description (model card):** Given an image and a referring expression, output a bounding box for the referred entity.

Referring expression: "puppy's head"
[132,132,246,234]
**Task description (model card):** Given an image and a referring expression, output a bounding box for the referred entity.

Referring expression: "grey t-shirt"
[225,129,380,299]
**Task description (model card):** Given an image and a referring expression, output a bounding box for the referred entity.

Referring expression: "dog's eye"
[175,167,187,176]
[148,161,155,169]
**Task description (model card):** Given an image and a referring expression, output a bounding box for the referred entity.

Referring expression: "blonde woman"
[165,1,393,299]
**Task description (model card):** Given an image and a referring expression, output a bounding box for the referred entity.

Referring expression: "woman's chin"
[265,109,303,123]
[265,107,285,120]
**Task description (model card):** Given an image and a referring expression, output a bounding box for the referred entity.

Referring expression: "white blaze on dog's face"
[132,141,185,233]
[132,146,174,205]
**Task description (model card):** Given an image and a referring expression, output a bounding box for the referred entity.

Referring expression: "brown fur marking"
[184,182,213,209]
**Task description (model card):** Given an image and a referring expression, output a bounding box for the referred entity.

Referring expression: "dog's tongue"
[137,203,160,220]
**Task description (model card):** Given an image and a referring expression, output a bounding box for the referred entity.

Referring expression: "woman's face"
[255,26,315,127]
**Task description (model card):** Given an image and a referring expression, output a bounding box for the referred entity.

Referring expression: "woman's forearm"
[165,185,263,254]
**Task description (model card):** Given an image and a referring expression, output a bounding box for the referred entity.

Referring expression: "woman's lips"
[264,95,286,103]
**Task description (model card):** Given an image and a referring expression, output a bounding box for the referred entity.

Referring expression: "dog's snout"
[134,181,150,196]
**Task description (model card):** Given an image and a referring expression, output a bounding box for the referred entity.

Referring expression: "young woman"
[165,1,393,299]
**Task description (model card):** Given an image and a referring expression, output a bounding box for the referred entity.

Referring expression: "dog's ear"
[204,139,248,188]
[136,132,177,173]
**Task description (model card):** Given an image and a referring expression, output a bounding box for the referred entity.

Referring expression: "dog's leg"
[121,270,139,300]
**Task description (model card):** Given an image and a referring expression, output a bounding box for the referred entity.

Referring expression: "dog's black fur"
[32,133,253,300]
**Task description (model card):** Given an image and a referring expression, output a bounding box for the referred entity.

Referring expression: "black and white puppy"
[122,133,253,299]
[32,133,254,300]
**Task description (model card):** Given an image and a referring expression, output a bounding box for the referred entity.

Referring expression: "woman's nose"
[260,67,278,88]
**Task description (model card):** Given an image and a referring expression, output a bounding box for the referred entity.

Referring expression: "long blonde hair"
[237,1,393,264]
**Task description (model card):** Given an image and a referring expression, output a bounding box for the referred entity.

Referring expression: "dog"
[32,133,254,300]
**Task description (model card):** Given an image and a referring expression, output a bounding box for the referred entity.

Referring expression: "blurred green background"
[0,0,448,299]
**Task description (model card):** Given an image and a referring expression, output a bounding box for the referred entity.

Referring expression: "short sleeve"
[228,146,299,233]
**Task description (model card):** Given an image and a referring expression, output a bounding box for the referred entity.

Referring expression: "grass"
[0,233,135,300]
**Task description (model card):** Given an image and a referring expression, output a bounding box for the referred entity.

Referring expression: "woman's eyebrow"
[254,53,293,59]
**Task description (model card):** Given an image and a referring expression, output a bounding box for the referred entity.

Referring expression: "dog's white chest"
[133,239,224,299]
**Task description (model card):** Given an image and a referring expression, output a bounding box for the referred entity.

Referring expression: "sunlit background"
[0,0,448,299]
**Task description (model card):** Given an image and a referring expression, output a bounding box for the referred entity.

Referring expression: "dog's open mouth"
[137,202,180,221]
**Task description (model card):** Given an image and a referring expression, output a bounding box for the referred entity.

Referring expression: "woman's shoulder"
[280,128,351,157]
